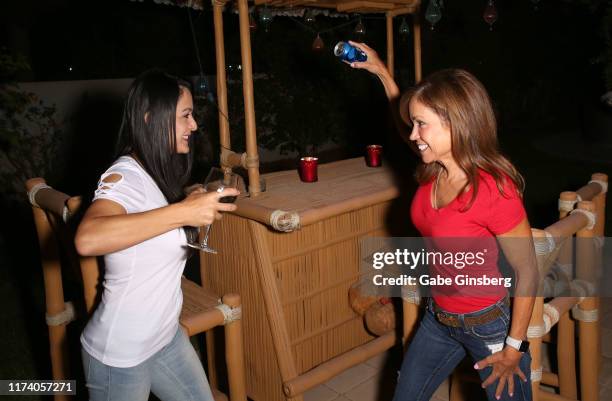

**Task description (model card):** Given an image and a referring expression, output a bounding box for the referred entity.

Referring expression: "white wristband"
[505,336,522,351]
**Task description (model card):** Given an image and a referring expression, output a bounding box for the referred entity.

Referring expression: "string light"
[399,17,410,38]
[354,16,366,36]
[425,0,442,30]
[249,9,257,31]
[482,0,498,31]
[259,6,273,32]
[312,33,324,51]
[304,9,316,24]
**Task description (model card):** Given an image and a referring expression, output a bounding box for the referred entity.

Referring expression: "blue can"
[334,41,367,63]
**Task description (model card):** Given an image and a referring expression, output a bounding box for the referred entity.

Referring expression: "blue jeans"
[82,327,214,401]
[393,298,532,401]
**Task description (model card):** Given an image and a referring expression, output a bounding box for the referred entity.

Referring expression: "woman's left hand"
[475,347,527,398]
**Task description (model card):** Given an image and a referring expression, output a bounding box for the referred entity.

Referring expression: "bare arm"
[347,41,412,143]
[476,217,537,398]
[347,41,400,101]
[497,217,538,341]
[75,187,239,256]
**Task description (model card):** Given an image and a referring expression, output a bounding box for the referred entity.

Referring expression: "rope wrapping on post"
[270,210,300,232]
[571,305,598,323]
[45,301,76,326]
[542,303,560,334]
[555,262,573,279]
[531,366,543,382]
[527,323,546,339]
[558,198,578,213]
[28,183,51,208]
[401,286,421,305]
[588,179,608,194]
[215,303,242,325]
[534,231,556,255]
[570,278,595,303]
[569,208,597,230]
[245,155,259,169]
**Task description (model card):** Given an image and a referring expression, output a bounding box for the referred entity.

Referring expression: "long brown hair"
[400,68,524,210]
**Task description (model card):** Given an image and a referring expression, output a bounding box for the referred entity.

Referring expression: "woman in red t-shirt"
[348,42,538,401]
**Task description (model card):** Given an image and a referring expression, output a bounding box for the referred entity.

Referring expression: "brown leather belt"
[432,297,510,329]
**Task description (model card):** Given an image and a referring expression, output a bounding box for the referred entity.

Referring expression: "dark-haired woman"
[75,69,238,401]
[348,42,537,401]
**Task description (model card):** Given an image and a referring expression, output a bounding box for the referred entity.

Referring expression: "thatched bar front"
[202,1,422,399]
[200,158,403,401]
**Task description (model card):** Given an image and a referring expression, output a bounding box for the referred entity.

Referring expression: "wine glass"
[186,167,241,254]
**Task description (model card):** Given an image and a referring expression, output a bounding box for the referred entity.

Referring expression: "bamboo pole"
[539,390,580,401]
[248,221,301,399]
[213,0,231,161]
[590,173,606,373]
[412,9,422,83]
[222,293,248,401]
[575,201,599,401]
[556,191,577,399]
[541,371,559,387]
[26,178,70,401]
[386,13,394,78]
[236,0,261,196]
[282,331,396,398]
[449,370,467,401]
[206,331,219,392]
[529,296,545,401]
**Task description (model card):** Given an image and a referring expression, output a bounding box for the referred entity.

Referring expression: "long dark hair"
[115,69,193,204]
[400,69,525,210]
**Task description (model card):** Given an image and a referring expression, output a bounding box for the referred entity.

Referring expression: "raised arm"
[347,41,413,144]
[347,41,400,101]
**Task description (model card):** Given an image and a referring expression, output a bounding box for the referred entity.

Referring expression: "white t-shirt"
[80,155,188,367]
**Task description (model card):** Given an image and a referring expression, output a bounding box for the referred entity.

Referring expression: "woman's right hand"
[179,187,239,227]
[346,41,389,77]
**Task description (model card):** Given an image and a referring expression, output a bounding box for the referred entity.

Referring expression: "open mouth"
[417,143,429,152]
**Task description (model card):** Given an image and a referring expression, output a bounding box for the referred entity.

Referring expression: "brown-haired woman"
[349,42,537,401]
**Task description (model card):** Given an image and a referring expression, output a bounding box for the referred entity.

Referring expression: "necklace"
[433,173,441,210]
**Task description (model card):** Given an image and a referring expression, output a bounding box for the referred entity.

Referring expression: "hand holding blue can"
[334,41,368,63]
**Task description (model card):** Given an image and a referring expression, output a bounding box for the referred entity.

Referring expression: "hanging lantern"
[195,75,214,102]
[304,9,316,24]
[354,17,366,36]
[312,34,324,51]
[399,17,410,38]
[425,0,442,30]
[249,10,257,31]
[482,0,498,31]
[259,7,273,32]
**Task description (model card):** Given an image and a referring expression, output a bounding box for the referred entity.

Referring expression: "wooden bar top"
[233,157,400,230]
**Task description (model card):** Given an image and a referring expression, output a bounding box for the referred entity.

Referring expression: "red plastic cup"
[299,157,318,182]
[366,145,383,167]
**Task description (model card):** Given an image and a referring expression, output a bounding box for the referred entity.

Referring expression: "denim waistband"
[429,296,509,319]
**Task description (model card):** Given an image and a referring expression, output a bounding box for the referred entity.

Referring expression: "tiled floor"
[303,298,612,401]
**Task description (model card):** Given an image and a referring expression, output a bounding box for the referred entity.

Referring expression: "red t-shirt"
[410,170,526,313]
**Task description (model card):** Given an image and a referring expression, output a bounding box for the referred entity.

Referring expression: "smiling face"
[175,87,197,154]
[408,98,453,167]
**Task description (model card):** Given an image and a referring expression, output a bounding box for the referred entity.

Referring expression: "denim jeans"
[392,298,532,401]
[82,327,214,401]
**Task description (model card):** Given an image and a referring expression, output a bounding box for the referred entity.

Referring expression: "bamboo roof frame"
[214,0,422,197]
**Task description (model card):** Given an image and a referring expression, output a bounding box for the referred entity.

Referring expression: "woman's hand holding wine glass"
[185,167,242,254]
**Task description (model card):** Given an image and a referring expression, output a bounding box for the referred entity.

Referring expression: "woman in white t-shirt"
[75,69,239,401]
